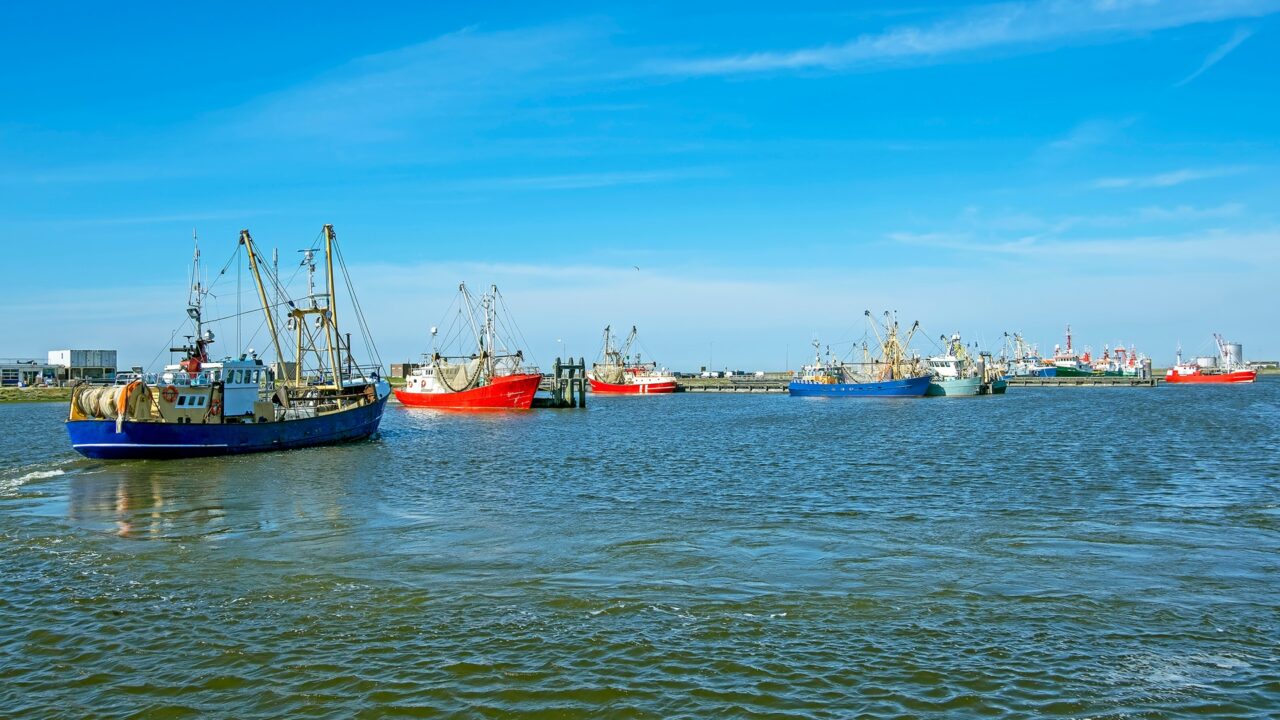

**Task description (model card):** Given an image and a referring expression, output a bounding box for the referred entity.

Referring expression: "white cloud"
[1134,203,1244,221]
[651,0,1280,76]
[458,168,721,191]
[1176,26,1255,86]
[1089,167,1247,189]
[892,228,1279,260]
[1045,117,1136,153]
[6,244,1278,370]
[226,21,614,144]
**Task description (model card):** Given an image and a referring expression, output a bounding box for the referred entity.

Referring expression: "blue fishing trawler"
[1000,331,1056,379]
[66,226,390,460]
[789,312,932,398]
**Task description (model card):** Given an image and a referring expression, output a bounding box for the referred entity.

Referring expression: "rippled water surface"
[2,382,1278,717]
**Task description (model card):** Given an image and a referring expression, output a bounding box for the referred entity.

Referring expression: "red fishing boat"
[394,284,542,410]
[588,325,677,395]
[1165,334,1256,384]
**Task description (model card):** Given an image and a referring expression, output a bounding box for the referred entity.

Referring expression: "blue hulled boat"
[789,312,932,399]
[66,225,390,460]
[67,396,386,459]
[1000,331,1056,379]
[790,374,931,397]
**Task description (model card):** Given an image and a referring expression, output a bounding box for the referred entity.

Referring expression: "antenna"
[299,249,317,307]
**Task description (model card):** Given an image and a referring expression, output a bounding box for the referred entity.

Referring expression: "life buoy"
[162,385,178,403]
[209,400,222,417]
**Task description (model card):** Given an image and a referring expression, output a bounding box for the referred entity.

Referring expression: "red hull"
[1164,369,1256,384]
[589,378,677,395]
[394,373,541,410]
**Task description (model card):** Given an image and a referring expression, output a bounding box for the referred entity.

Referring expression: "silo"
[1226,342,1244,367]
[1194,356,1218,368]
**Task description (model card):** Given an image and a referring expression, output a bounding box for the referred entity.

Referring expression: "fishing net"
[434,357,483,392]
[76,384,151,420]
[592,363,626,384]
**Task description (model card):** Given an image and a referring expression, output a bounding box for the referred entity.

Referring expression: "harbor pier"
[1006,375,1157,388]
[534,357,588,408]
[676,376,790,393]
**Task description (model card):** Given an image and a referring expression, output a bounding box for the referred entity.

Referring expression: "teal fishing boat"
[926,333,1006,396]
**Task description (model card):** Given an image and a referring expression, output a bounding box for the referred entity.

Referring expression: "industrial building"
[0,358,58,387]
[391,362,422,378]
[48,349,118,382]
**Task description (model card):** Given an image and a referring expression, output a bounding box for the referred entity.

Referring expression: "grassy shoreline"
[0,387,73,404]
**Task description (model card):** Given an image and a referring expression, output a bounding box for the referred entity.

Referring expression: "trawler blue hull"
[66,395,388,460]
[789,375,931,398]
[1003,366,1056,380]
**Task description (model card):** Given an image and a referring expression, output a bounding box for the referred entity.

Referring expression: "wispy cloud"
[1176,26,1255,86]
[227,21,614,144]
[1134,203,1244,221]
[651,0,1280,77]
[890,228,1279,261]
[1043,117,1137,154]
[1089,166,1247,189]
[461,168,721,191]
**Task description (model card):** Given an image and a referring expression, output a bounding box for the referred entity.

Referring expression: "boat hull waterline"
[394,373,542,410]
[789,375,932,398]
[1164,369,1257,384]
[588,378,677,395]
[67,395,389,460]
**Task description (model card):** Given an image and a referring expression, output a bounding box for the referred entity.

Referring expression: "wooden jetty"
[534,357,588,408]
[676,377,790,393]
[1005,375,1156,388]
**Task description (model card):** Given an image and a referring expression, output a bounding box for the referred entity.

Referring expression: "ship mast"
[483,284,498,382]
[172,229,212,363]
[1213,333,1231,371]
[190,230,204,357]
[323,225,343,387]
[620,326,637,364]
[242,229,286,373]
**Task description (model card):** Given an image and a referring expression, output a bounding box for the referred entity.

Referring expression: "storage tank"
[1226,342,1244,367]
[1194,356,1218,368]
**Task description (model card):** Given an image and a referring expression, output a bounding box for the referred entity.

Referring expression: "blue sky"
[2,0,1278,370]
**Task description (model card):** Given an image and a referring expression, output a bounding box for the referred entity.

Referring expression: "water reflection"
[61,448,375,543]
[67,470,229,540]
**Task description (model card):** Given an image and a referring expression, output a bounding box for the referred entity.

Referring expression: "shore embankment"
[0,387,73,404]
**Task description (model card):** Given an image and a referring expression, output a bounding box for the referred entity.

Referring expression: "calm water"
[2,383,1278,718]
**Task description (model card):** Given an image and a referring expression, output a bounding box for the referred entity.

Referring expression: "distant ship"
[395,284,542,410]
[790,311,932,398]
[1050,325,1093,377]
[1165,335,1256,384]
[1001,332,1056,378]
[66,226,390,459]
[1093,343,1146,377]
[926,333,1007,396]
[588,326,677,395]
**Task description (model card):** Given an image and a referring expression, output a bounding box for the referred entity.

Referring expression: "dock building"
[48,349,118,383]
[0,358,58,387]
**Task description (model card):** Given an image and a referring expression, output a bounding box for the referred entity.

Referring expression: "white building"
[47,349,118,382]
[0,358,57,387]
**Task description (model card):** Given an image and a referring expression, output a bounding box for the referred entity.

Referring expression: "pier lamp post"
[557,338,564,361]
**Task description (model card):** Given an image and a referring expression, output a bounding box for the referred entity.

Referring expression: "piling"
[534,357,588,408]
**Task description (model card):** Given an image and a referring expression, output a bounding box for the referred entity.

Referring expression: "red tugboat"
[394,284,542,410]
[1165,334,1257,384]
[588,326,677,395]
